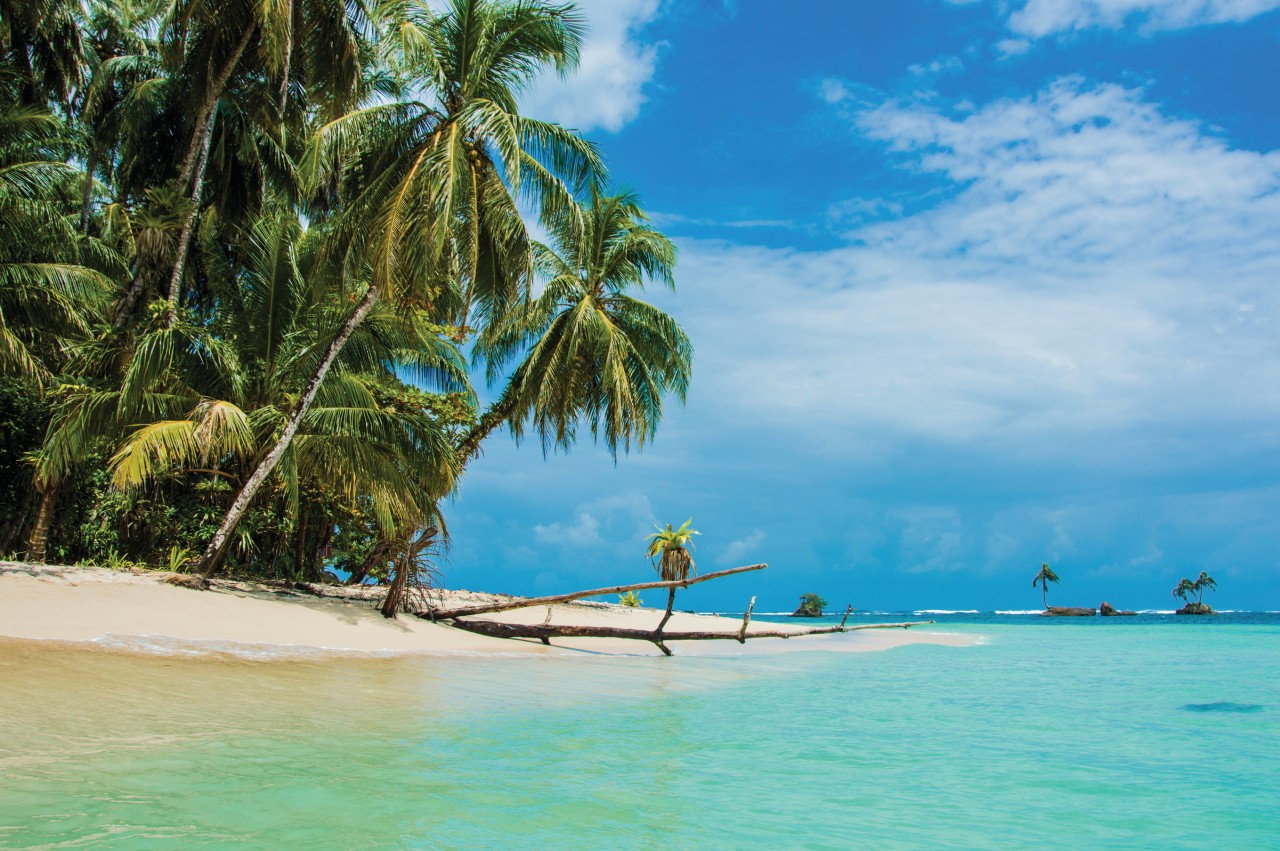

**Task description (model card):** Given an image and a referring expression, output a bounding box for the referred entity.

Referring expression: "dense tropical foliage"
[0,0,692,612]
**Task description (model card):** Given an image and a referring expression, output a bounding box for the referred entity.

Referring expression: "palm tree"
[1192,571,1217,605]
[0,91,118,384]
[106,209,467,572]
[645,518,699,636]
[0,81,122,562]
[462,188,692,460]
[1172,577,1196,605]
[1033,562,1060,609]
[646,519,699,583]
[0,0,85,109]
[194,0,600,576]
[157,0,377,327]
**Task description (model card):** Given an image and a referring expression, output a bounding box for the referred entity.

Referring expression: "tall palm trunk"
[165,23,256,327]
[26,482,60,564]
[79,147,96,233]
[1041,582,1047,609]
[197,285,381,577]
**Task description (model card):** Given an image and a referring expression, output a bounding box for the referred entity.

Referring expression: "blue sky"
[446,0,1280,613]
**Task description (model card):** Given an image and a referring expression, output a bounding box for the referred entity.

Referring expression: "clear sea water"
[2,613,1277,849]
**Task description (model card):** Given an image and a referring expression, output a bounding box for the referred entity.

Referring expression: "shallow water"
[1,618,1277,849]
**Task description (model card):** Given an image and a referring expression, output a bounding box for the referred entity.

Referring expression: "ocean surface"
[2,613,1277,849]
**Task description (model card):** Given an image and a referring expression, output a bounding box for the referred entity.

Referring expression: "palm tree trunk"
[1041,583,1047,609]
[176,24,256,190]
[653,588,678,656]
[164,110,216,327]
[455,381,521,464]
[379,539,410,618]
[197,285,381,577]
[110,265,148,328]
[79,147,96,233]
[165,23,256,328]
[346,535,389,585]
[26,482,60,564]
[293,508,309,579]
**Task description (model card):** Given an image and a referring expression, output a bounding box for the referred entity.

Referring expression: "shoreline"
[0,562,969,659]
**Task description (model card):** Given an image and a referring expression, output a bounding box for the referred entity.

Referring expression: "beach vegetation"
[618,591,642,607]
[0,0,692,613]
[1032,563,1060,609]
[646,518,699,582]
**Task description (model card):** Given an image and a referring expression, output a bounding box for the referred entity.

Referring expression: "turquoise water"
[2,619,1277,849]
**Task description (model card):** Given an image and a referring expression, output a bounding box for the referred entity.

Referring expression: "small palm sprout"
[618,591,643,607]
[1033,562,1060,609]
[646,518,700,583]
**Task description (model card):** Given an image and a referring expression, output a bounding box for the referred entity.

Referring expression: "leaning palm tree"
[194,0,600,576]
[462,188,692,460]
[104,209,466,573]
[1172,577,1196,605]
[1033,562,1060,609]
[156,0,376,327]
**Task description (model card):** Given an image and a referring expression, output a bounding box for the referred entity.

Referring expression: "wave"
[913,609,979,615]
[994,610,1042,615]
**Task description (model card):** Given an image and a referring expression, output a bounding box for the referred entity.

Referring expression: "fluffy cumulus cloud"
[987,0,1280,40]
[716,529,767,566]
[673,79,1279,465]
[519,0,664,132]
[533,493,656,550]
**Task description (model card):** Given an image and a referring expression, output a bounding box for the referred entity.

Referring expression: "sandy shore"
[0,562,968,657]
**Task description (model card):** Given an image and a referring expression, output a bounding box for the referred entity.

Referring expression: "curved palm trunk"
[455,381,521,464]
[26,482,60,564]
[1041,582,1047,609]
[165,24,257,327]
[197,285,381,577]
[379,540,410,619]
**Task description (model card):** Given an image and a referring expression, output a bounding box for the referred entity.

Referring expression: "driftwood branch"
[418,563,767,621]
[738,596,756,643]
[444,617,935,652]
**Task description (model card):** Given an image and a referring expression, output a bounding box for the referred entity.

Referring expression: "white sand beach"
[0,562,967,657]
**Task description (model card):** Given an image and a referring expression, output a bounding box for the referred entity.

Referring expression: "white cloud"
[998,0,1280,38]
[533,493,655,549]
[717,529,767,566]
[519,0,665,133]
[670,79,1280,461]
[533,511,601,547]
[907,55,965,77]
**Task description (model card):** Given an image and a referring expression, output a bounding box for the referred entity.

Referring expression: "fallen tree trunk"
[443,615,934,656]
[418,563,767,621]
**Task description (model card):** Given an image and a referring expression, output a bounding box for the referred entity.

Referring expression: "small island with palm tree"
[791,593,827,618]
[1173,572,1218,615]
[1033,563,1095,616]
